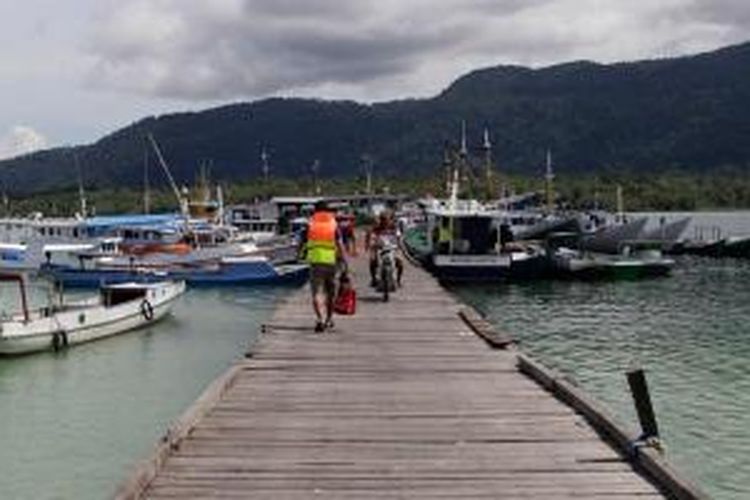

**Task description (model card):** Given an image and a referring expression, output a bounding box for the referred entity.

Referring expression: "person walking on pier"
[303,201,346,332]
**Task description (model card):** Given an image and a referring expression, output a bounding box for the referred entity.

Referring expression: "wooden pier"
[118,253,705,499]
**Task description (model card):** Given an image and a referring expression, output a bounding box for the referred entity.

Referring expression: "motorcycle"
[375,236,398,302]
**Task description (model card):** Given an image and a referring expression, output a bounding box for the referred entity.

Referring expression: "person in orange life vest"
[302,201,346,332]
[365,210,403,287]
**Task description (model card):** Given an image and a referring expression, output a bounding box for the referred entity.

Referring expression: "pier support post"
[627,369,659,440]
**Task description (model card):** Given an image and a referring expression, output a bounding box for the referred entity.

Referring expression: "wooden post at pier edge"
[627,368,660,440]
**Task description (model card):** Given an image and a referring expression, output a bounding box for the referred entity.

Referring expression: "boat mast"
[143,147,151,214]
[448,168,459,255]
[441,142,453,197]
[361,154,373,195]
[459,121,470,195]
[482,127,493,200]
[616,184,624,223]
[311,159,321,195]
[216,184,225,226]
[75,153,88,219]
[260,147,270,181]
[147,134,189,218]
[544,149,555,214]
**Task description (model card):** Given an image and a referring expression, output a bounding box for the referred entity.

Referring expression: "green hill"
[2,41,750,194]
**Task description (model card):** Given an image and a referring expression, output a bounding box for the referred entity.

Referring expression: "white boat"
[0,274,185,355]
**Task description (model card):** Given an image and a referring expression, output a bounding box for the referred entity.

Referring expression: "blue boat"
[41,256,308,288]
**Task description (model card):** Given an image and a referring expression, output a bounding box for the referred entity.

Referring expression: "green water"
[453,256,750,499]
[0,285,286,499]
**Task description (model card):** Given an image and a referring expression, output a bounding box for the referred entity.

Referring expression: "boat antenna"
[74,153,88,219]
[147,133,189,218]
[544,149,555,214]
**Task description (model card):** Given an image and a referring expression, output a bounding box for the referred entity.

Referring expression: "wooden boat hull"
[582,218,648,254]
[41,259,308,288]
[0,281,185,355]
[669,240,725,257]
[428,252,549,283]
[553,254,674,280]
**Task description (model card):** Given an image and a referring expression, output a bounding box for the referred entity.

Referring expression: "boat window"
[102,287,147,307]
[455,217,495,255]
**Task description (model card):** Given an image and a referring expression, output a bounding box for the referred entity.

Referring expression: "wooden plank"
[114,250,700,499]
[458,306,516,349]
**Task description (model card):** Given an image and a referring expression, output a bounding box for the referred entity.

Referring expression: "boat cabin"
[427,212,503,256]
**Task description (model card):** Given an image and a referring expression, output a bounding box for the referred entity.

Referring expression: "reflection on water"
[453,256,750,499]
[0,285,285,500]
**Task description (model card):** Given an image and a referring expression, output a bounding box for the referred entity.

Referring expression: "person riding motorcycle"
[365,211,404,288]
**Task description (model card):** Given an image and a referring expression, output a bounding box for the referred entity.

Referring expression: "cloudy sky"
[0,0,747,159]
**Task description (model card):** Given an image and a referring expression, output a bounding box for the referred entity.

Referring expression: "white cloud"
[84,0,750,103]
[0,126,48,160]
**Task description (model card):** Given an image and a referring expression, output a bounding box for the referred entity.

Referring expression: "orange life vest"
[306,211,337,264]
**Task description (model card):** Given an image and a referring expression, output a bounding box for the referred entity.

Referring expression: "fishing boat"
[511,213,582,241]
[41,253,308,288]
[547,233,674,280]
[718,235,750,258]
[415,194,546,283]
[581,218,648,254]
[675,234,750,259]
[0,273,185,355]
[641,217,691,252]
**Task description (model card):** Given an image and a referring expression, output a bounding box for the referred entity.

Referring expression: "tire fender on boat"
[140,299,155,321]
[52,331,68,351]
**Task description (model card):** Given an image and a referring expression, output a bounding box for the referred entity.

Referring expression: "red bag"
[334,288,356,315]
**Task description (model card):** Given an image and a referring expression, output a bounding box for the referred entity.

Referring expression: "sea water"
[2,211,749,499]
[0,285,286,499]
[452,212,750,500]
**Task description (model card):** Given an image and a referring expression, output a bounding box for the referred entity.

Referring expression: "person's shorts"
[310,264,336,297]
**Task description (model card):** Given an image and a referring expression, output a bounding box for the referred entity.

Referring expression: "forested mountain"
[2,41,750,194]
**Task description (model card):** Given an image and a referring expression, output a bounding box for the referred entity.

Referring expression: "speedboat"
[0,273,185,355]
[547,234,674,280]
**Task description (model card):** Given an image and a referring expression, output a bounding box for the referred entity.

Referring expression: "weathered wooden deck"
[118,253,703,499]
